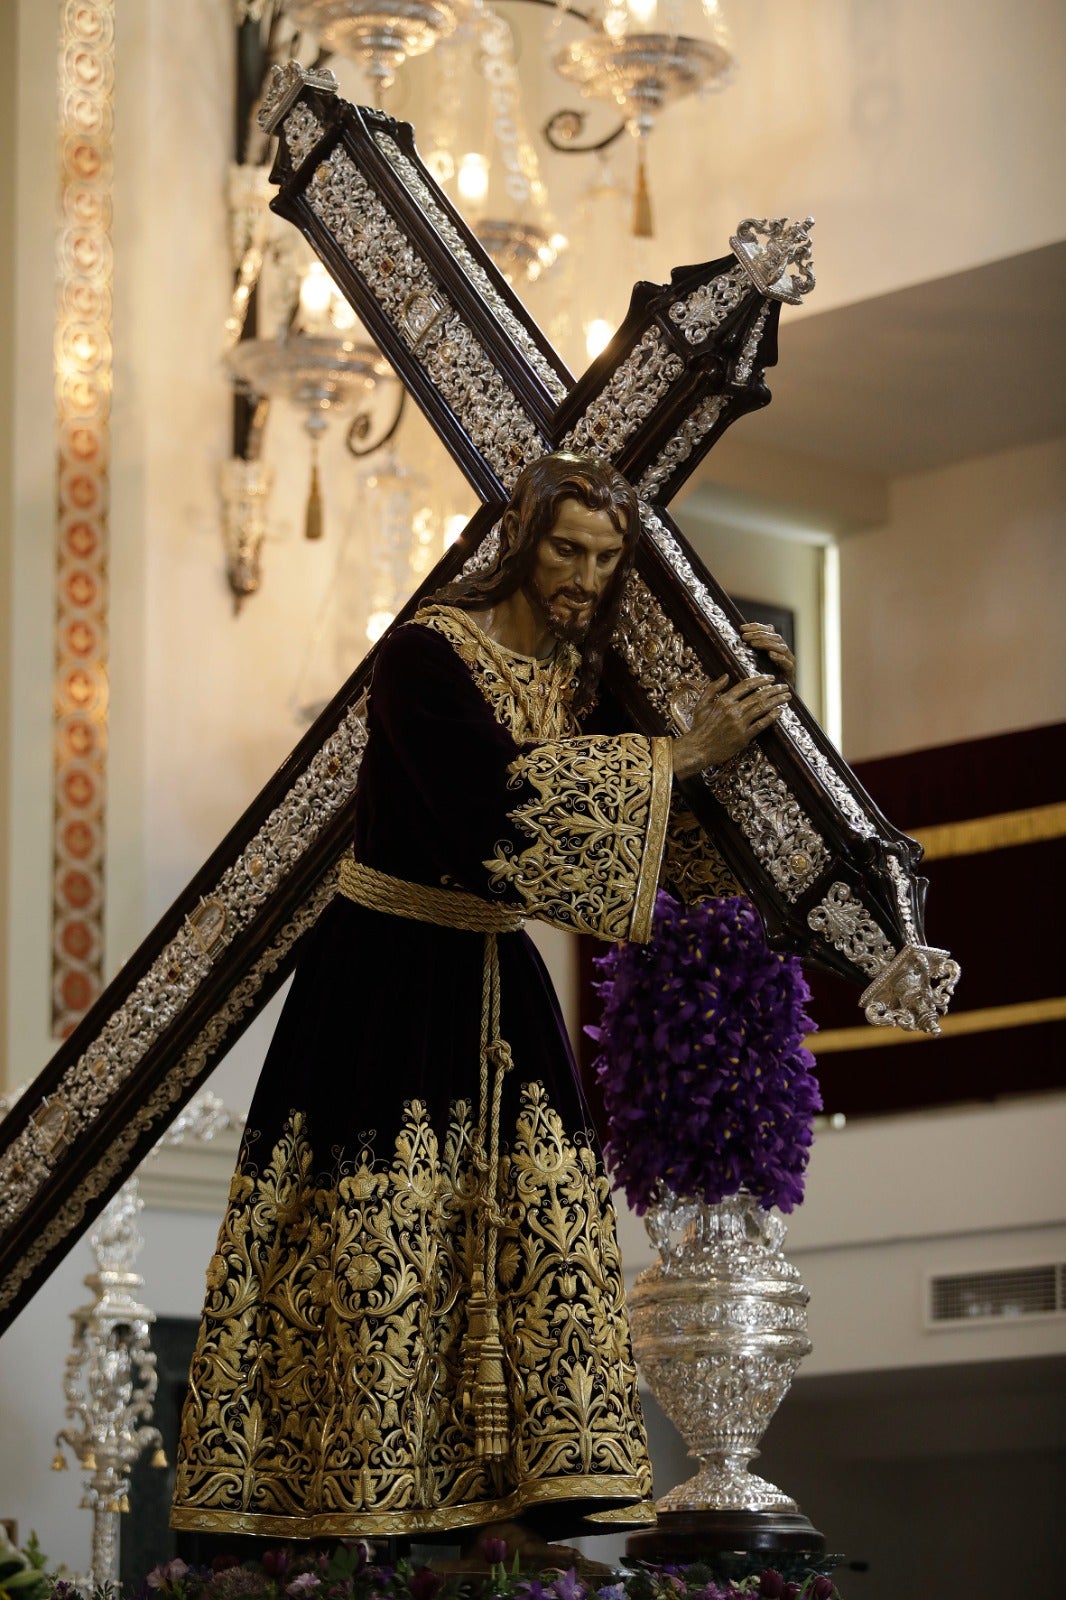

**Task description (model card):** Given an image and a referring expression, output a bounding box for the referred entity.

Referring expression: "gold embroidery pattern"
[663,800,742,903]
[172,1087,650,1537]
[415,605,581,742]
[485,736,672,943]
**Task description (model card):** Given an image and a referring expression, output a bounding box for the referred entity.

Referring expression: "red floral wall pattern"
[52,0,114,1037]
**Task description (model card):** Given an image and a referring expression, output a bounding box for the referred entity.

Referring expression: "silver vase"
[629,1188,811,1513]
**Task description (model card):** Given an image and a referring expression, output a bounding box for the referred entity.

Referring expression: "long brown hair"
[437,452,640,715]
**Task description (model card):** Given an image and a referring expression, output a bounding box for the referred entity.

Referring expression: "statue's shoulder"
[410,603,489,670]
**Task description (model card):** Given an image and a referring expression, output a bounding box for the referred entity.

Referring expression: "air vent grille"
[928,1264,1065,1327]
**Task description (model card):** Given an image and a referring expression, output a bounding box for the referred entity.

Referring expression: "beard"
[525,576,597,644]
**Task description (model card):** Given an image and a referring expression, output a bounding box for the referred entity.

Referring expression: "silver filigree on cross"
[0,710,366,1237]
[562,327,684,455]
[860,942,961,1034]
[730,216,816,306]
[283,101,328,168]
[667,264,748,345]
[372,131,568,401]
[306,144,547,487]
[257,61,338,137]
[709,748,828,900]
[638,395,727,500]
[807,882,897,978]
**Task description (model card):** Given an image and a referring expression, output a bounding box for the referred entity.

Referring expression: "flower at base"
[756,1573,784,1598]
[285,1577,321,1598]
[147,1560,189,1591]
[480,1538,509,1567]
[590,893,821,1214]
[261,1552,290,1580]
[549,1571,586,1600]
[407,1570,443,1600]
[206,1569,269,1600]
[516,1582,552,1600]
[808,1582,834,1600]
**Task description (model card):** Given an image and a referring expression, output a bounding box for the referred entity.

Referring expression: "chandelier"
[222,0,737,612]
[284,0,472,97]
[551,0,733,235]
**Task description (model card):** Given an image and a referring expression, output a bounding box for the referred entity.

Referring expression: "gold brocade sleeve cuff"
[485,734,673,944]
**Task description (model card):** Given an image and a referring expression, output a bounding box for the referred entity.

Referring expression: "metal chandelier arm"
[487,0,629,153]
[543,106,629,154]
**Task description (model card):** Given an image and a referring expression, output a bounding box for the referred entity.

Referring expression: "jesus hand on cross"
[739,620,796,684]
[671,672,791,780]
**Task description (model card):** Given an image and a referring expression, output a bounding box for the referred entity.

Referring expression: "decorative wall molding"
[51,0,115,1036]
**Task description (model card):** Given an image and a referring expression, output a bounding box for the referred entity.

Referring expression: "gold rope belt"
[338,855,524,933]
[336,853,517,1459]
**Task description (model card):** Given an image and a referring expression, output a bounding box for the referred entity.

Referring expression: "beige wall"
[839,435,1066,762]
[676,493,830,727]
[516,0,1066,360]
[0,4,16,1090]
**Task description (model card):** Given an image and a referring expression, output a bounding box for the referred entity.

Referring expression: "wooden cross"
[0,64,958,1333]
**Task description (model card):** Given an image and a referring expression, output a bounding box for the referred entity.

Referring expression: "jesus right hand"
[671,672,791,781]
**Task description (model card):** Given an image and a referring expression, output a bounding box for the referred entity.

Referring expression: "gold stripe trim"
[911,801,1066,861]
[632,736,674,944]
[170,1474,646,1537]
[808,996,1066,1054]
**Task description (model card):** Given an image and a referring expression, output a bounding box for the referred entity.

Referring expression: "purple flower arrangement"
[588,892,822,1214]
[32,1542,841,1600]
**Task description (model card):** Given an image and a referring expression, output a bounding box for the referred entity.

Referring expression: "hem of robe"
[170,1477,649,1539]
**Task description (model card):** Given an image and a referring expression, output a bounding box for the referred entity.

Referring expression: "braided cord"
[339,853,516,1457]
[338,856,524,933]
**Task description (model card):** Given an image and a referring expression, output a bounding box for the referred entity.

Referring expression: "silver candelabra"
[50,1181,166,1590]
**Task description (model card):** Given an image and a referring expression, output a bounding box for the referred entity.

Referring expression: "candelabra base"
[626,1508,827,1563]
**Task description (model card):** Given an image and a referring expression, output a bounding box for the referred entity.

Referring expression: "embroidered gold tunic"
[171,606,693,1540]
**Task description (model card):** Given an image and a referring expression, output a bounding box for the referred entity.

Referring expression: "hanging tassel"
[633,142,654,239]
[473,1320,510,1460]
[461,1265,511,1460]
[304,440,324,541]
[462,1263,489,1417]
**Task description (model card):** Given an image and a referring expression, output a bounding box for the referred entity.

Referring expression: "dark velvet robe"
[171,606,693,1540]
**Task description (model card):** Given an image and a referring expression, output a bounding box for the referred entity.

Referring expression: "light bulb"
[457,152,490,205]
[299,261,333,317]
[627,0,657,24]
[426,149,455,185]
[585,319,614,359]
[331,296,357,331]
[366,610,395,643]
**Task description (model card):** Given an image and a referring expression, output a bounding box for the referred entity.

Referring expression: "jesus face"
[525,499,628,644]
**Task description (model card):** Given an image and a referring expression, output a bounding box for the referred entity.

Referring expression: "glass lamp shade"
[225,335,396,432]
[554,29,732,126]
[554,0,733,128]
[284,0,472,89]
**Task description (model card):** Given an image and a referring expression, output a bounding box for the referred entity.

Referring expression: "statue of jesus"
[171,452,792,1546]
